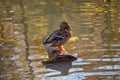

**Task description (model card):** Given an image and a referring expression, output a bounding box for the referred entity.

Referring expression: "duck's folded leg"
[58,45,68,54]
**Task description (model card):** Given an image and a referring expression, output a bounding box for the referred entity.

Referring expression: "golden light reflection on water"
[0,0,120,80]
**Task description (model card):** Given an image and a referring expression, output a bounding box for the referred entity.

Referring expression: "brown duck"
[43,22,72,59]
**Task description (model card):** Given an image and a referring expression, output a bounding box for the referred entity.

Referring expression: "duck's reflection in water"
[42,53,77,76]
[43,61,72,75]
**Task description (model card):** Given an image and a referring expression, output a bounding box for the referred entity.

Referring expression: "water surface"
[0,0,120,80]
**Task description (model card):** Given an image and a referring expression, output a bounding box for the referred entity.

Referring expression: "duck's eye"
[64,34,68,37]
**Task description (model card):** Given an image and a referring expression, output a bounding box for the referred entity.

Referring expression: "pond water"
[0,0,120,80]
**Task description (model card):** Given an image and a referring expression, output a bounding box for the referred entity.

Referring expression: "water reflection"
[0,0,120,80]
[43,61,72,76]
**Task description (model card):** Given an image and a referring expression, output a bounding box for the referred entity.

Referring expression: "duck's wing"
[44,30,71,46]
[44,30,61,44]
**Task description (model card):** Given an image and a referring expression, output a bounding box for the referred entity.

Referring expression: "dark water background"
[0,0,120,80]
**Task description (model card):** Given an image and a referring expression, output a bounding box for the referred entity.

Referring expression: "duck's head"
[60,22,71,31]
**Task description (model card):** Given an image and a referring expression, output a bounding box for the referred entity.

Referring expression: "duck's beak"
[65,27,71,31]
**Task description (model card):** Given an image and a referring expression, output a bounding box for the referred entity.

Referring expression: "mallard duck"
[44,22,71,46]
[43,22,72,59]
